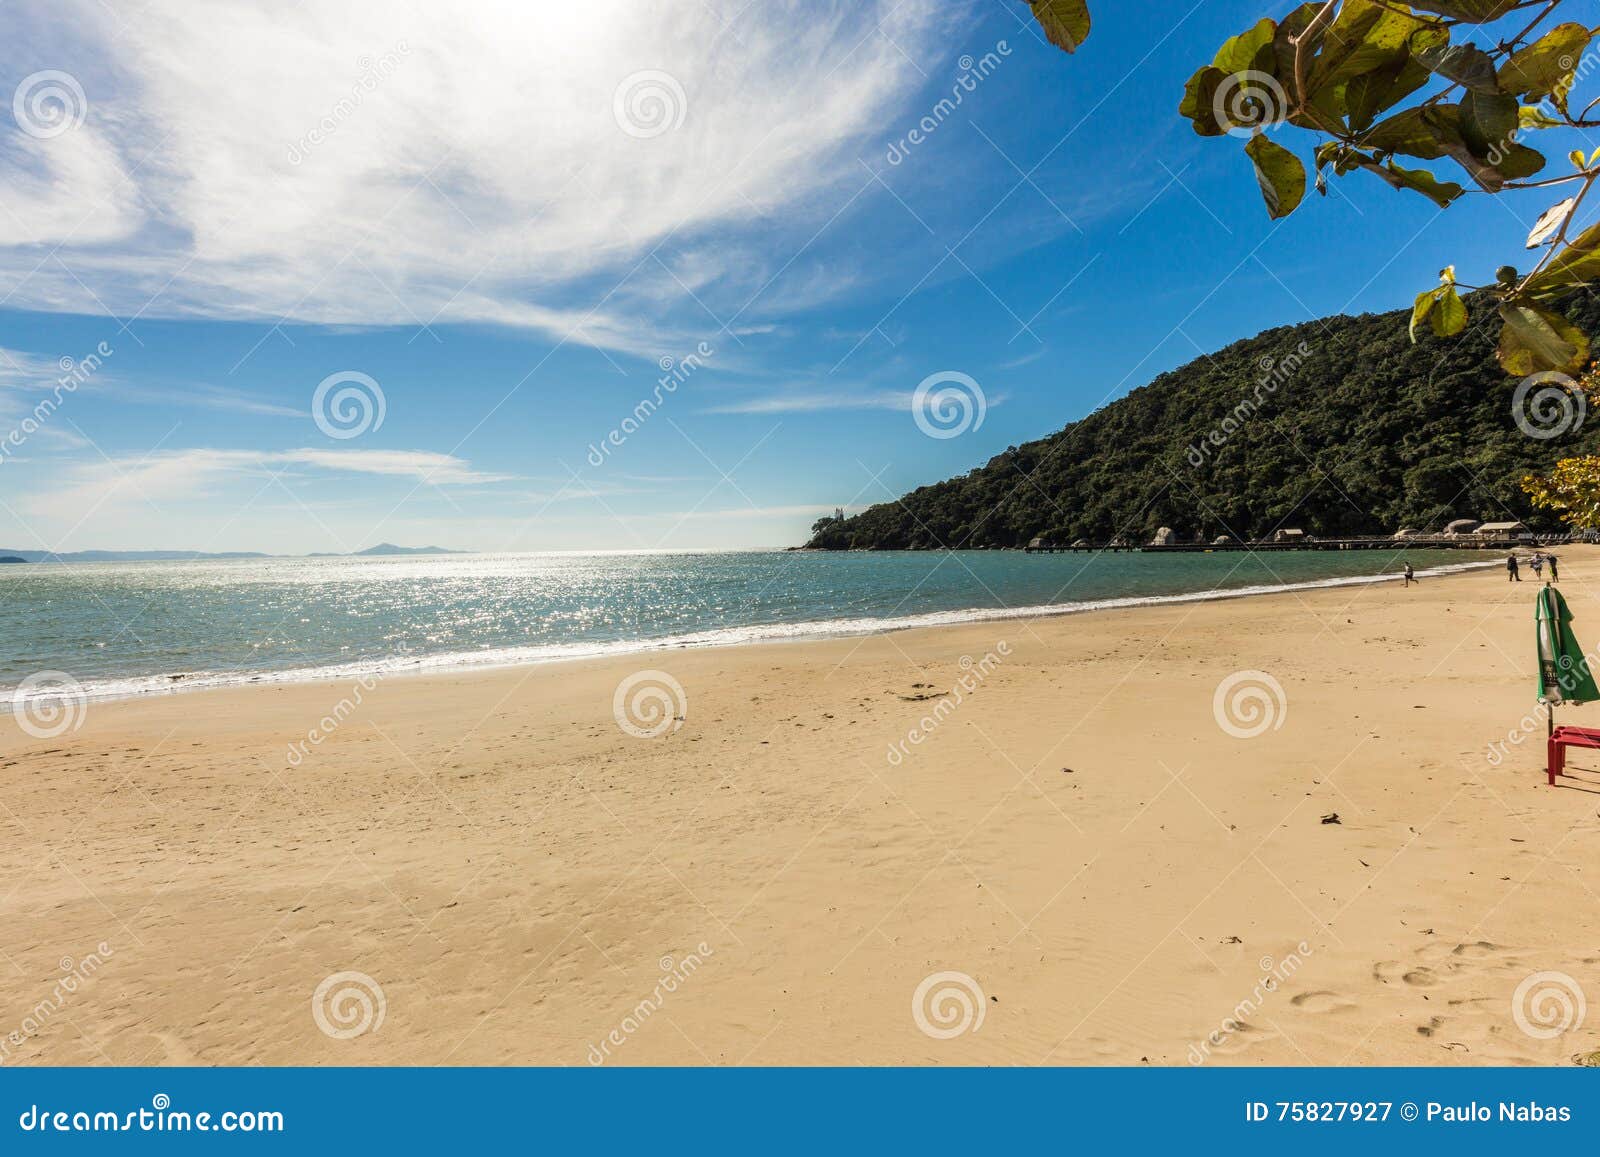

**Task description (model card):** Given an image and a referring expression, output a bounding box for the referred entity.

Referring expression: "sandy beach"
[5,552,1600,1067]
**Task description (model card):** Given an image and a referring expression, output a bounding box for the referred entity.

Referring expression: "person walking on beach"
[1531,552,1545,580]
[1550,554,1560,582]
[1403,562,1415,587]
[1508,553,1521,582]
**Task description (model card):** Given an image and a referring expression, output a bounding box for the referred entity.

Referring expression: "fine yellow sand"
[5,552,1600,1067]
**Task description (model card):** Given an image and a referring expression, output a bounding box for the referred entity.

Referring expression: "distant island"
[806,292,1600,551]
[0,543,465,563]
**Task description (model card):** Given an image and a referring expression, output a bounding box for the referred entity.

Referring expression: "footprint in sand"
[1289,990,1356,1014]
[1402,967,1441,987]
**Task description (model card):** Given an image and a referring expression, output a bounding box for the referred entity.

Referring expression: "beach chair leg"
[1547,736,1562,786]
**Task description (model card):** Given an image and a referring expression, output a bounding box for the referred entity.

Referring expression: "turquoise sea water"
[1,548,1492,704]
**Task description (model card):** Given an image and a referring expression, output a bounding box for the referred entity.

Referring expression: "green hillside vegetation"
[806,294,1600,550]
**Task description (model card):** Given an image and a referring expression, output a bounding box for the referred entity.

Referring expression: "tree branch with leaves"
[1027,0,1600,377]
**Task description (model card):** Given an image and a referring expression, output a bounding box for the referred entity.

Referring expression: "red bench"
[1548,725,1600,785]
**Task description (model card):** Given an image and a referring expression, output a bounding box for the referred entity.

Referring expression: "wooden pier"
[1025,535,1569,554]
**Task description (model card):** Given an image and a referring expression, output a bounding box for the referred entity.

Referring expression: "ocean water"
[1,549,1491,705]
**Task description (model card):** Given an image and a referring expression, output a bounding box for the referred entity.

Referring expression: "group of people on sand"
[1506,550,1559,583]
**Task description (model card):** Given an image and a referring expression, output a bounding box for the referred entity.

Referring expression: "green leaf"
[1028,0,1091,54]
[1498,23,1592,100]
[1362,105,1460,159]
[1485,142,1547,182]
[1415,42,1499,92]
[1431,286,1468,336]
[1498,303,1590,376]
[1212,17,1277,76]
[1385,161,1465,207]
[1179,66,1226,136]
[1410,287,1438,341]
[1245,136,1306,219]
[1312,1,1428,90]
[1461,90,1518,158]
[1404,0,1524,22]
[1520,105,1565,130]
[1524,220,1600,298]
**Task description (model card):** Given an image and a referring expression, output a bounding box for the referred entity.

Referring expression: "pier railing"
[1025,535,1573,554]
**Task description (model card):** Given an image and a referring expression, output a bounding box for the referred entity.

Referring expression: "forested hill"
[804,294,1600,550]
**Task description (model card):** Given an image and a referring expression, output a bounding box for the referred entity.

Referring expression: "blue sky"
[0,0,1590,554]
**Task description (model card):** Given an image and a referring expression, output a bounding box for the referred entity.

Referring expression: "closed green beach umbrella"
[1536,585,1599,706]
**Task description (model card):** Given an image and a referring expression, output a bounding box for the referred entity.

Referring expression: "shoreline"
[7,555,1503,711]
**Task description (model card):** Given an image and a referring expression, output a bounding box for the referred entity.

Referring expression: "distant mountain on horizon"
[0,543,466,563]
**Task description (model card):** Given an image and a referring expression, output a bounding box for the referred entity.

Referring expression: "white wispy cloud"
[26,446,514,525]
[0,0,944,352]
[702,389,915,415]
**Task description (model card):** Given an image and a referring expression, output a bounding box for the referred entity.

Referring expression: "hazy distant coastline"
[0,542,462,563]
